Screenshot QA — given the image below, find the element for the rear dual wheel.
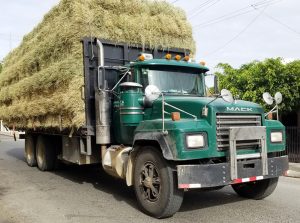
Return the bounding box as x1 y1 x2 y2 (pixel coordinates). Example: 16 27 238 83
36 135 56 171
133 147 184 218
24 135 37 167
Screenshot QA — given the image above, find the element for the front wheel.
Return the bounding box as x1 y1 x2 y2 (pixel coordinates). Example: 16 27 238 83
133 147 184 218
232 177 279 200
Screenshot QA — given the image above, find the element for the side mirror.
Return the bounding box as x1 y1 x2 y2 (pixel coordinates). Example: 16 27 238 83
145 85 161 102
263 92 282 105
221 89 234 103
263 92 274 105
263 92 282 121
274 92 282 104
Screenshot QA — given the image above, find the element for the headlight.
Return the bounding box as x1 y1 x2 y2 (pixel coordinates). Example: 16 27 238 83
186 134 205 148
271 132 283 143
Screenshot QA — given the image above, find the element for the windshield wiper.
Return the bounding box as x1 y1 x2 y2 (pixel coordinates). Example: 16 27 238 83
161 89 191 94
161 90 180 93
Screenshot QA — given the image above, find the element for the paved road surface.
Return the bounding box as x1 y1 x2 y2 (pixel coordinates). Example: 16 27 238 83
0 135 299 223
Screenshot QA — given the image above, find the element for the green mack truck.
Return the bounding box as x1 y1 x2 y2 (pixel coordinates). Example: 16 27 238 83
23 38 288 218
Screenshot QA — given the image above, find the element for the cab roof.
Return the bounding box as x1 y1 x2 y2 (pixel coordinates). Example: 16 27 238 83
131 59 209 72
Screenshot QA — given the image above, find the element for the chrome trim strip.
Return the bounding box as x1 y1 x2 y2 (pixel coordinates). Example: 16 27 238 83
120 112 145 115
119 107 143 110
237 153 261 160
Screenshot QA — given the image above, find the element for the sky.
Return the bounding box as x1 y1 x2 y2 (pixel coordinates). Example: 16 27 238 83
0 0 299 75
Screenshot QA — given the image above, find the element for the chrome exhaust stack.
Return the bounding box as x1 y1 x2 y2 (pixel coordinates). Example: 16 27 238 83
95 39 111 145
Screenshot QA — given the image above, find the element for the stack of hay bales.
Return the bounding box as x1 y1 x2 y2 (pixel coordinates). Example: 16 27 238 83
0 0 195 129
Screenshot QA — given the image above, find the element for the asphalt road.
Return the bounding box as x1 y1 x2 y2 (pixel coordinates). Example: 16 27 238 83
0 135 299 223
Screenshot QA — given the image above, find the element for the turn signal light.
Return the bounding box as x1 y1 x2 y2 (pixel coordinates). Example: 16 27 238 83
200 60 206 66
138 55 145 61
175 55 181 61
165 54 172 60
183 55 190 61
267 113 273 120
171 112 181 121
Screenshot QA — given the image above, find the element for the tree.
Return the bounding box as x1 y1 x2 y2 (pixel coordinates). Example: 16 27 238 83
216 58 300 113
0 62 2 73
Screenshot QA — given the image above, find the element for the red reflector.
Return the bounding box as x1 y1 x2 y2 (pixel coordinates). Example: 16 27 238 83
233 178 243 184
179 184 189 189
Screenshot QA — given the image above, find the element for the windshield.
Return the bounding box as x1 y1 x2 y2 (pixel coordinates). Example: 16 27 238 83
141 66 204 96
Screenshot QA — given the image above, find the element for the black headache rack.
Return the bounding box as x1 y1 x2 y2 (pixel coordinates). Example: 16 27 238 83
81 37 190 137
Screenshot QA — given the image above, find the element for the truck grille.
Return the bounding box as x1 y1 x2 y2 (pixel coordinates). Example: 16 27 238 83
216 114 262 151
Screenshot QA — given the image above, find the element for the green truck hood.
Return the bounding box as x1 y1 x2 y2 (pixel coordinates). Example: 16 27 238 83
138 96 284 161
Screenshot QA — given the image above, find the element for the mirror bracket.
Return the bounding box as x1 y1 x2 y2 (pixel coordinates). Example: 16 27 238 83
214 75 219 94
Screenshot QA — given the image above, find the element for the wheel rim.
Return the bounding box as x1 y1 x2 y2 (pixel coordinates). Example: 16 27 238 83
139 162 161 202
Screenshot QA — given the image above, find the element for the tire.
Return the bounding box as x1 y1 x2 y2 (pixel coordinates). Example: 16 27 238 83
232 177 279 200
133 147 184 218
36 135 56 171
24 135 37 167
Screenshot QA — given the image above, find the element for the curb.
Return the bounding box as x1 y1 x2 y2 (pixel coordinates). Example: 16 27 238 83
0 132 14 137
286 170 300 178
286 163 300 178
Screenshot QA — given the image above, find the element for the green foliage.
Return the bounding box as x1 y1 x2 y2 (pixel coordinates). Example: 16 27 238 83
216 58 300 113
0 62 2 73
207 86 215 96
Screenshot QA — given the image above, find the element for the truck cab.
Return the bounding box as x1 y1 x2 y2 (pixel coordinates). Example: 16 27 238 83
113 58 208 144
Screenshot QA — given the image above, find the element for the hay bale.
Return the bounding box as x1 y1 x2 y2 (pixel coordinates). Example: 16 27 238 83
0 0 195 129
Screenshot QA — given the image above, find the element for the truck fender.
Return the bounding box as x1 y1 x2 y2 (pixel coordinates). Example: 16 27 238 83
126 152 134 186
133 132 175 160
126 132 176 186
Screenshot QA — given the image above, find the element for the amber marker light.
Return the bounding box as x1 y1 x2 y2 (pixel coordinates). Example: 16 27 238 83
165 54 172 60
138 55 145 61
175 55 181 61
200 61 206 66
183 55 190 62
171 112 181 121
267 113 273 120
